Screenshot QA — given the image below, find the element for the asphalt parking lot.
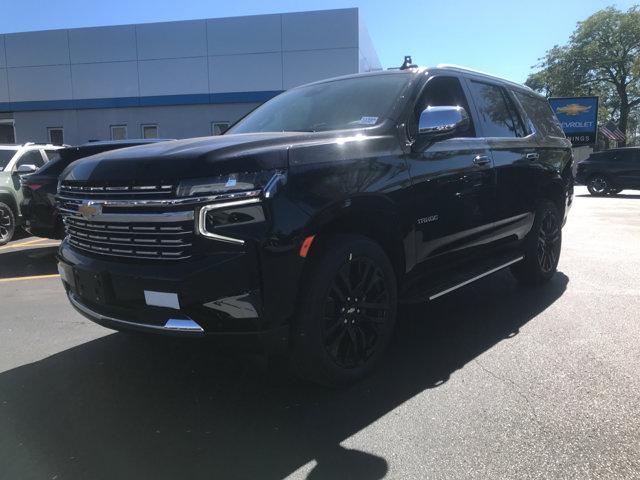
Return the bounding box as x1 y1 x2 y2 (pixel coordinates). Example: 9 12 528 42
1 185 639 480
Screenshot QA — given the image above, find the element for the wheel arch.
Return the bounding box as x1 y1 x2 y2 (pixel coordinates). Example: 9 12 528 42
541 180 566 220
0 190 18 216
305 196 408 282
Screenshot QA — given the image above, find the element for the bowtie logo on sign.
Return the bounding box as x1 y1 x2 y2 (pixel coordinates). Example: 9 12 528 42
78 201 103 220
556 104 591 116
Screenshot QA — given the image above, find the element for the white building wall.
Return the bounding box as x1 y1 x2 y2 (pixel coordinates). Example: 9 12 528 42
0 8 381 143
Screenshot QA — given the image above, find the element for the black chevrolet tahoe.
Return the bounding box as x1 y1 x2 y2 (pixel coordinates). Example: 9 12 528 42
56 64 573 386
575 147 640 196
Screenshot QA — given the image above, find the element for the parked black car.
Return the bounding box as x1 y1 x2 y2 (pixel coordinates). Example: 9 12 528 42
56 64 573 386
21 139 171 239
576 147 640 196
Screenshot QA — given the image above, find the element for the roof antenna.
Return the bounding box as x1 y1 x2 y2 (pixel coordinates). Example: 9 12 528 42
400 55 417 70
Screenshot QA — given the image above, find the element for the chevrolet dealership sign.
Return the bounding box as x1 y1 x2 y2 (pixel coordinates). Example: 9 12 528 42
549 97 599 146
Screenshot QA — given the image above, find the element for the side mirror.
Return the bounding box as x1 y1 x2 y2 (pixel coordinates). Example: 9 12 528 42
16 164 38 175
418 106 470 139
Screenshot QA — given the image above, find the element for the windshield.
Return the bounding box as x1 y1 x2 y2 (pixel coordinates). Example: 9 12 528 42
0 149 17 171
229 73 411 134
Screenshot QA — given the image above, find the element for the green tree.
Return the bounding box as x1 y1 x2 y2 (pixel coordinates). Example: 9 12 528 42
526 6 640 146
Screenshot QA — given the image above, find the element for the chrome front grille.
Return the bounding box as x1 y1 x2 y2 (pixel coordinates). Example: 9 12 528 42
64 216 194 260
59 182 174 199
58 181 195 261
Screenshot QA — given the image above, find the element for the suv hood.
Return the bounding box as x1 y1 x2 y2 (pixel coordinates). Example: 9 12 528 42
60 133 307 184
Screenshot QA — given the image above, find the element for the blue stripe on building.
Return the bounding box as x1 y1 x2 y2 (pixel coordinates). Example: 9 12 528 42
0 91 283 113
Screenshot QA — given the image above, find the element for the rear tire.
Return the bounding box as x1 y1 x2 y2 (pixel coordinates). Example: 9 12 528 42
511 200 562 286
587 174 609 196
291 235 397 387
0 202 16 246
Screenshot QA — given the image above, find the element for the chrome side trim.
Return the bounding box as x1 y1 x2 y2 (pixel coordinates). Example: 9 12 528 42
197 198 261 245
57 189 261 208
68 293 204 334
429 256 524 301
62 210 195 223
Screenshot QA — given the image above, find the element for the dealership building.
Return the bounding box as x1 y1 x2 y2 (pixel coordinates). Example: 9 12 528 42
0 8 381 145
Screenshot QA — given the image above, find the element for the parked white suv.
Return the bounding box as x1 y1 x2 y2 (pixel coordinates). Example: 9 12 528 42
0 143 65 245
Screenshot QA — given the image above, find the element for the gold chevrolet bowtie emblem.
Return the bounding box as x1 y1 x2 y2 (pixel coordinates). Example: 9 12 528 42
556 104 591 116
78 201 103 220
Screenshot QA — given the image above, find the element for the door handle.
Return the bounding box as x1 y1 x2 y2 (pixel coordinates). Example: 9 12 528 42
525 153 540 161
473 155 490 166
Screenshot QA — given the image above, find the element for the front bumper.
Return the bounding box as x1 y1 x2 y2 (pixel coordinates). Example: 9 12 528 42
57 240 290 351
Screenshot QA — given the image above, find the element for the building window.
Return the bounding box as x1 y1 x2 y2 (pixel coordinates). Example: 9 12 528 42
141 124 159 139
47 127 64 145
0 120 15 144
211 122 229 136
110 125 127 140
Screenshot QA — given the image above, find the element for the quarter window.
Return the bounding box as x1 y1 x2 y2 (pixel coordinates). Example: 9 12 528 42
469 81 524 138
48 127 64 145
110 125 127 140
142 124 159 139
44 149 61 161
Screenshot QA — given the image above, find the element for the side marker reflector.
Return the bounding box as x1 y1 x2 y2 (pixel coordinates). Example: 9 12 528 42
299 235 315 258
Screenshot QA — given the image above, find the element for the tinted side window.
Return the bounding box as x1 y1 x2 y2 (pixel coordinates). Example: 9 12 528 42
620 150 638 162
514 91 564 138
44 149 61 161
468 81 522 138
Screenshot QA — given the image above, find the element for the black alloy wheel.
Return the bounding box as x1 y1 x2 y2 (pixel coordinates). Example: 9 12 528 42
291 234 397 387
322 257 391 369
511 200 562 286
537 208 561 274
0 203 15 246
587 175 608 196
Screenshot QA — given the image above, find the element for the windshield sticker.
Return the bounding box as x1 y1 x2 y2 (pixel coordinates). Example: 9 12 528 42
358 116 378 125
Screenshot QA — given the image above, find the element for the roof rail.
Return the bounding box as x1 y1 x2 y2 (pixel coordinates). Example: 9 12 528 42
21 142 60 147
435 64 533 91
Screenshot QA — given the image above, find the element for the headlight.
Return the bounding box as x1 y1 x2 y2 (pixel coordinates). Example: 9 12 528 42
177 171 277 197
184 170 286 243
198 198 265 244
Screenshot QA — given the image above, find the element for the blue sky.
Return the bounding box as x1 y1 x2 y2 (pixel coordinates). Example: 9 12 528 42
0 0 636 83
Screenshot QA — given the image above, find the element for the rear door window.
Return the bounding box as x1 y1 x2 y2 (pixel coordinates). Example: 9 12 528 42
513 91 564 138
16 150 45 169
468 81 524 138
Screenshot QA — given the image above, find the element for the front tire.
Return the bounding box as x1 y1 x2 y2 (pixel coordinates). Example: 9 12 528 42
0 202 16 246
291 235 397 387
587 174 609 196
511 200 562 286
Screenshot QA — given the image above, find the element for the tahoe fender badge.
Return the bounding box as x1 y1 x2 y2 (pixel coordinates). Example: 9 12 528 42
417 215 439 225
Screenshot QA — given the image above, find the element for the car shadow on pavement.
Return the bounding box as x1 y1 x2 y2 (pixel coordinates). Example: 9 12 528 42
0 246 59 279
0 270 568 480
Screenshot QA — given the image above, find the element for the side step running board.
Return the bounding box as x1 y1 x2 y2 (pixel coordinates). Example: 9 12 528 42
428 256 524 301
